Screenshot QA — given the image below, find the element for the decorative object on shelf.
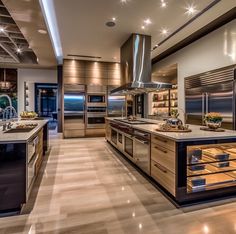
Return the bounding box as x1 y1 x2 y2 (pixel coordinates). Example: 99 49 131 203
20 111 38 120
204 112 223 129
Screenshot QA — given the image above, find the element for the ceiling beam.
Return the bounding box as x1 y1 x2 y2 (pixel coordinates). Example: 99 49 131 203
0 42 20 63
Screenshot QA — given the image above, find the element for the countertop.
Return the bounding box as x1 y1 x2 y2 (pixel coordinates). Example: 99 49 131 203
0 120 48 144
106 117 236 142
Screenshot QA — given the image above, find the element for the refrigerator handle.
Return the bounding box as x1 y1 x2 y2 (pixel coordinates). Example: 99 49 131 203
202 93 205 125
206 93 209 114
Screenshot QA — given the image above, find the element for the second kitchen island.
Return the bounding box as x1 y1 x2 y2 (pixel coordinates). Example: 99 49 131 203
0 120 49 214
106 117 236 206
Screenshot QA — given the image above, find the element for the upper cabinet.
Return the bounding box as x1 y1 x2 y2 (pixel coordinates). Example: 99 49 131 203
63 59 121 86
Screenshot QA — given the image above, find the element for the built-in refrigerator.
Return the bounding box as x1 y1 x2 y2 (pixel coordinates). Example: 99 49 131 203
63 84 86 137
185 65 236 130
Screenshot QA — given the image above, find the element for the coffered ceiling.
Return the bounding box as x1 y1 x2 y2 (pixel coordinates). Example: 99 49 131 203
0 0 57 68
51 0 235 63
0 0 235 67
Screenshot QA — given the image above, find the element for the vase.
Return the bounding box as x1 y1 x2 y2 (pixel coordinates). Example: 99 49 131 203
166 117 183 127
205 120 222 129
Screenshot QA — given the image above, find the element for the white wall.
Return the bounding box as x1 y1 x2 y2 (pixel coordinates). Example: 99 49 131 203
17 68 57 114
152 19 236 121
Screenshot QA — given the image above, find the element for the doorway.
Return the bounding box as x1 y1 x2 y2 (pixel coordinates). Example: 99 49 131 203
35 83 58 130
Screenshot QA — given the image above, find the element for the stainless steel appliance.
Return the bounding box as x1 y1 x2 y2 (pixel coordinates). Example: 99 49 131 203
185 65 236 130
87 85 107 107
110 34 172 95
133 129 151 175
107 96 126 117
64 84 86 137
86 106 106 129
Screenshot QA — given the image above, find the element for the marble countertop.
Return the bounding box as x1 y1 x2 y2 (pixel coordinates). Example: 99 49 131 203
0 119 48 144
106 117 236 142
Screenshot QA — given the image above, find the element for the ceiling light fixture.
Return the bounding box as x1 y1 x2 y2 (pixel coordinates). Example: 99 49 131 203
161 2 167 8
141 25 145 30
144 18 152 25
0 27 5 33
16 48 22 53
161 28 168 35
38 29 47 34
112 17 116 21
39 0 63 63
185 4 197 16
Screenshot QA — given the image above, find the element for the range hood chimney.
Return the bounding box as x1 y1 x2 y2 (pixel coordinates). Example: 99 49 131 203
110 34 172 95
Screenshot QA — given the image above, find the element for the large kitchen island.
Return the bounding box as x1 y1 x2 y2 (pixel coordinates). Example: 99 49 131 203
106 117 236 206
0 120 49 214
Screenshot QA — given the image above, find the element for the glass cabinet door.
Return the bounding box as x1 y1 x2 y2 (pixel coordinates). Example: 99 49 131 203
186 143 236 193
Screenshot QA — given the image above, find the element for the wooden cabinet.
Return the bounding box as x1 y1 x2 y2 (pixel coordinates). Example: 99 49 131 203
151 134 176 196
105 120 111 141
151 160 176 196
151 142 175 173
35 129 44 175
151 134 175 152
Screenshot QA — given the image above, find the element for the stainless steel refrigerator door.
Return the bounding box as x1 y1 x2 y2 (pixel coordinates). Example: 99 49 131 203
206 82 234 129
185 91 205 125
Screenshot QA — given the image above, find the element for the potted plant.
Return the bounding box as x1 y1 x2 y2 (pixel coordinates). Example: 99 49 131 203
204 112 223 129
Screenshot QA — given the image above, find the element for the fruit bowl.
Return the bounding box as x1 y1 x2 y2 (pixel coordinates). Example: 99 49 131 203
20 111 38 120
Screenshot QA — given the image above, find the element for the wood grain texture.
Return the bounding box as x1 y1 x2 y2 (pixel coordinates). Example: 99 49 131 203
151 134 176 152
151 142 176 174
151 160 176 196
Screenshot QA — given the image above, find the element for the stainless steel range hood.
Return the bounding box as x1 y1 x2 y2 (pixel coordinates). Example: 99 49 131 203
110 34 172 95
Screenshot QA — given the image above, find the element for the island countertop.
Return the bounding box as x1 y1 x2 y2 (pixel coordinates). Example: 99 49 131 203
0 119 48 144
106 117 236 142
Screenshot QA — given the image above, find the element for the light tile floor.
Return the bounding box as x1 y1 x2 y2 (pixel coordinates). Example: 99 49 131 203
1 134 236 233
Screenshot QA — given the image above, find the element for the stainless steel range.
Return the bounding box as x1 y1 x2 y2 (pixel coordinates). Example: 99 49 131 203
109 119 153 175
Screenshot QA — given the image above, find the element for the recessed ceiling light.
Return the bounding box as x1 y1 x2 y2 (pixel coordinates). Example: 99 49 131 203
161 2 167 8
141 25 145 30
38 29 47 34
185 4 197 15
144 18 152 25
106 21 116 27
112 17 116 21
161 28 168 35
16 48 22 53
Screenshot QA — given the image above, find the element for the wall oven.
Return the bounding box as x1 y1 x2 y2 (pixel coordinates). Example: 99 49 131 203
88 95 105 104
86 106 106 129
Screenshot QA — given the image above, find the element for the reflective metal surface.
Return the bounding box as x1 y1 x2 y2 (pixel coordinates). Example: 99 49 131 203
185 66 236 129
110 34 172 95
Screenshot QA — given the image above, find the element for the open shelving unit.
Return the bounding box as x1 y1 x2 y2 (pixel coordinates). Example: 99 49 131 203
149 88 178 118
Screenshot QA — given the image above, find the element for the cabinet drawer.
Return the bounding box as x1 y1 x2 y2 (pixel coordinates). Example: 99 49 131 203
151 134 175 152
151 142 175 173
151 160 176 196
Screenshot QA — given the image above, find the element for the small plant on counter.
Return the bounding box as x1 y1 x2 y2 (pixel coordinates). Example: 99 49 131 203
204 112 223 129
204 112 223 123
170 109 179 118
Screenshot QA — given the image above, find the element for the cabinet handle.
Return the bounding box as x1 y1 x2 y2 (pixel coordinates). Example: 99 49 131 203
154 163 167 173
155 137 167 143
154 146 167 154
